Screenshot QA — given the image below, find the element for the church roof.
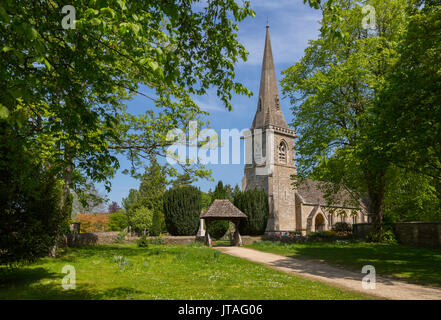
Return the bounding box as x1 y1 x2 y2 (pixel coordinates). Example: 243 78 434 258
200 199 247 219
251 26 289 130
295 179 361 209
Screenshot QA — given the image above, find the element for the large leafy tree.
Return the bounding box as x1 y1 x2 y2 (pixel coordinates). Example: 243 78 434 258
0 0 254 207
374 1 441 205
281 0 408 237
0 0 254 257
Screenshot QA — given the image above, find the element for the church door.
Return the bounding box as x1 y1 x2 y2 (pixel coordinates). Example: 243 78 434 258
315 214 325 232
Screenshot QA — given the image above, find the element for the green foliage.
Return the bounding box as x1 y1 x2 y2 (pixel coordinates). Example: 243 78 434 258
332 222 352 233
234 189 269 235
0 125 70 266
150 211 166 236
163 186 202 236
206 220 229 240
0 0 255 194
108 210 128 232
123 159 168 235
374 2 441 208
114 231 127 244
206 181 232 239
137 235 149 248
281 0 409 235
200 191 212 212
130 207 154 235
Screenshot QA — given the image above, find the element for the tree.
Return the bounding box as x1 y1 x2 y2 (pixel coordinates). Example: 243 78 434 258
0 124 70 265
130 206 154 235
234 189 269 235
1 1 254 197
374 1 441 207
170 173 194 188
163 186 201 236
122 158 169 235
108 202 121 214
281 0 408 238
108 209 128 232
0 0 254 256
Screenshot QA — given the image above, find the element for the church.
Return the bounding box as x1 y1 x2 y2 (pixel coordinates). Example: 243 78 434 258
242 26 367 235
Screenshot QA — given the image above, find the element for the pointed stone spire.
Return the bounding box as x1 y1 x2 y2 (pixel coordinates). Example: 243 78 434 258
251 26 288 129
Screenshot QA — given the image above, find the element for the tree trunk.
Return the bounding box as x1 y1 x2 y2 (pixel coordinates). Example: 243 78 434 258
365 168 386 241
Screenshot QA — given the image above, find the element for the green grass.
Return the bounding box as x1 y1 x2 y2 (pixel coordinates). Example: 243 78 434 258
0 243 370 300
246 241 441 287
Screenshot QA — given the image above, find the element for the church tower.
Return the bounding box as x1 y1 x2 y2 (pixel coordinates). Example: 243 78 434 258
242 25 298 233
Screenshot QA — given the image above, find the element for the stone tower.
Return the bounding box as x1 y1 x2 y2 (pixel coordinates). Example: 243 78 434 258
242 25 298 234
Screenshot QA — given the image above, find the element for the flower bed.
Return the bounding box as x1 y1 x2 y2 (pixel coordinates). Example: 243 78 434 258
263 231 354 244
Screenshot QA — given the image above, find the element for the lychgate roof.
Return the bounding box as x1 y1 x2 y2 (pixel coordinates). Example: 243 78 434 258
200 199 247 219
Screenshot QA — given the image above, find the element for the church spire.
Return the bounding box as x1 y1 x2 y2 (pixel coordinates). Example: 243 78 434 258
251 25 288 129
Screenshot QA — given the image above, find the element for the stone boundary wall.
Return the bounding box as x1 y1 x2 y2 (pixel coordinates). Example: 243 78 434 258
395 222 441 248
61 232 262 247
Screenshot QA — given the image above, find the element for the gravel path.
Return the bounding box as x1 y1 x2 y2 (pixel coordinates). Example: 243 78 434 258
215 246 441 300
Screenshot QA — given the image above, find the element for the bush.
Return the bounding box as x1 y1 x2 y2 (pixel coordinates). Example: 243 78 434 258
75 213 110 233
137 235 149 248
309 230 337 238
367 229 398 244
150 210 166 236
207 220 229 240
163 186 201 236
108 210 127 231
332 222 352 233
234 189 269 235
130 206 154 235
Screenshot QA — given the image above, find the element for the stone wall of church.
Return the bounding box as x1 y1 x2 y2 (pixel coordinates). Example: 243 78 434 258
271 164 296 231
296 204 364 235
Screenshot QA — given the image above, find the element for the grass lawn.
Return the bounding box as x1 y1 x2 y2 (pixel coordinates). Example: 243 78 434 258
0 243 371 300
246 241 441 287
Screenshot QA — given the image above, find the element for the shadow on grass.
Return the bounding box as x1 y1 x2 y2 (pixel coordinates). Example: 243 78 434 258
277 242 441 288
0 267 148 300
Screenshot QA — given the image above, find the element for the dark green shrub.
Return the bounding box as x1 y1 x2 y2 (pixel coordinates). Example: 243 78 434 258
309 230 337 238
332 222 352 232
0 126 71 266
207 220 229 240
163 186 201 236
150 211 166 236
234 189 269 235
137 235 149 248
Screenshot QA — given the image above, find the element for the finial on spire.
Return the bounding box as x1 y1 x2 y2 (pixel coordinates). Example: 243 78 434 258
266 16 269 27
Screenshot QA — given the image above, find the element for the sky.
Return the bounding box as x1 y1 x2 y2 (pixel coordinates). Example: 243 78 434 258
97 0 322 207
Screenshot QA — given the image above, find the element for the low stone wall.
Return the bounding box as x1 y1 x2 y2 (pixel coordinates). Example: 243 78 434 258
395 222 441 248
353 223 375 239
63 232 134 247
62 232 258 247
242 236 263 245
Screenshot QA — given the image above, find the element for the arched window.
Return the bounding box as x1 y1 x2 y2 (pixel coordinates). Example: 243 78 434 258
258 97 262 112
278 141 287 162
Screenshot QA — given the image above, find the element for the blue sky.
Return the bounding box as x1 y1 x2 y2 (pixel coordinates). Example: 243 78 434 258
98 1 321 206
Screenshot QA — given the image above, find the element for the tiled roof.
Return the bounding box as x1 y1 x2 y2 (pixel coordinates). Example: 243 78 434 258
200 199 247 219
